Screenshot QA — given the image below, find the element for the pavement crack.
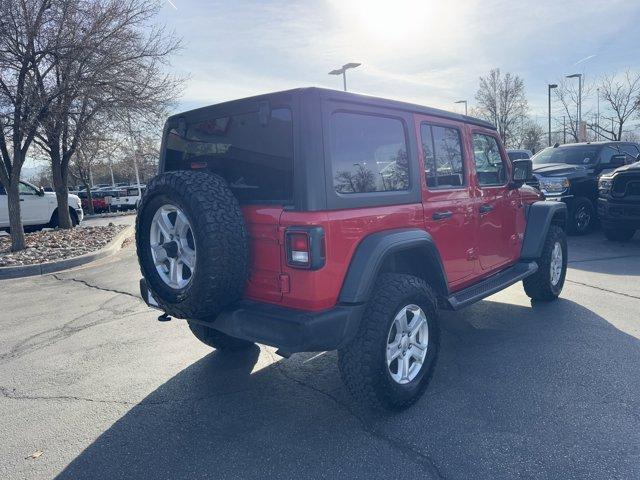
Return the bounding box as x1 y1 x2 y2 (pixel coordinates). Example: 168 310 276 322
0 385 256 408
566 279 640 301
265 349 447 480
51 273 139 300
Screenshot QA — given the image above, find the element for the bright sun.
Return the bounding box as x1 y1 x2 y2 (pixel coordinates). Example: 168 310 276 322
331 0 460 47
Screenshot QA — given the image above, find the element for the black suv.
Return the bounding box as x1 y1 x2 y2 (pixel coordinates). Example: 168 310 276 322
598 161 640 241
531 141 640 234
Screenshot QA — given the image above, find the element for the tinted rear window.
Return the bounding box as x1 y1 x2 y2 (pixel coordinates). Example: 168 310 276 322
329 112 409 194
164 108 293 204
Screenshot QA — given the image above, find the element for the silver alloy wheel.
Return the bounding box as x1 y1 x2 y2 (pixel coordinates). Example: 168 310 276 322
150 204 196 289
386 304 429 385
550 241 563 286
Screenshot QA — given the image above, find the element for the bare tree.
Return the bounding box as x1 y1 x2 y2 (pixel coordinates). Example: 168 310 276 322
474 68 528 147
69 131 113 214
0 0 66 250
554 78 595 143
519 121 545 153
594 70 640 141
35 0 181 228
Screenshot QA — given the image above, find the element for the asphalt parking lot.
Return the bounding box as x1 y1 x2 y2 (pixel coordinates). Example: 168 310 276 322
0 231 639 480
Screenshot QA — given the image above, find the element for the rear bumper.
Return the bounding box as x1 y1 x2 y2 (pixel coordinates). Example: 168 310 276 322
140 279 365 354
598 198 640 229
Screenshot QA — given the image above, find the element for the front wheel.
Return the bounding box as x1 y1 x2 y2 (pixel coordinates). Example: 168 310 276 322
523 225 567 301
338 274 439 411
567 198 594 235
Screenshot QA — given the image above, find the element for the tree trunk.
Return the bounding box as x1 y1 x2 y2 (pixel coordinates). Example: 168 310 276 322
51 151 72 228
6 176 26 251
83 181 95 215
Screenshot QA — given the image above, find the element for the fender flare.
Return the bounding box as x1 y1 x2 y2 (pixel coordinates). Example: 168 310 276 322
520 201 567 260
338 228 448 304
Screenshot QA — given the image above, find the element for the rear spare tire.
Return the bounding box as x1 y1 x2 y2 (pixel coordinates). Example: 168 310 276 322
136 171 249 319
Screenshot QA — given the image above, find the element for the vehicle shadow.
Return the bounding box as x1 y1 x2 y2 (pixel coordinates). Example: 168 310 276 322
55 298 640 480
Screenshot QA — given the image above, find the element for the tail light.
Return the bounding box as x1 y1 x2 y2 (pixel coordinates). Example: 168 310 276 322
285 226 325 270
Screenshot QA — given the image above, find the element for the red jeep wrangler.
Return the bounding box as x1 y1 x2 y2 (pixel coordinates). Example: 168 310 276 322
136 88 568 410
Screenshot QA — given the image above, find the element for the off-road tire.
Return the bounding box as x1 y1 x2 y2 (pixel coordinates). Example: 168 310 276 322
567 197 594 235
136 171 249 320
188 322 254 350
603 228 635 241
523 224 567 301
338 274 439 411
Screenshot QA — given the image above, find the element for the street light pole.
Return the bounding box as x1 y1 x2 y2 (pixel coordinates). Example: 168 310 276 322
329 62 361 92
596 87 600 140
548 84 558 146
454 100 468 116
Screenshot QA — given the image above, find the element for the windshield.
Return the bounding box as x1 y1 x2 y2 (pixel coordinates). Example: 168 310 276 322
532 146 600 165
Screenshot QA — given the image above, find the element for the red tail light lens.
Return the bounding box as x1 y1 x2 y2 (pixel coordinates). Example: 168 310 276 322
285 227 325 270
288 233 310 265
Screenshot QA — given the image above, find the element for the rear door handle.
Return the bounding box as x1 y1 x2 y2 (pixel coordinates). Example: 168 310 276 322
479 204 494 214
432 211 453 220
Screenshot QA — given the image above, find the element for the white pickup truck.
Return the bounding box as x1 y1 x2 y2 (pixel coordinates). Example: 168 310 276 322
110 185 145 211
0 181 84 231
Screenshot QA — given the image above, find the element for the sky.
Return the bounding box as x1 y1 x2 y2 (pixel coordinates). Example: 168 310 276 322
158 0 640 123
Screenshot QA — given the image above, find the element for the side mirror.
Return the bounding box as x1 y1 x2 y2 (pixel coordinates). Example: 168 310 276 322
37 186 45 196
511 159 533 187
609 154 627 168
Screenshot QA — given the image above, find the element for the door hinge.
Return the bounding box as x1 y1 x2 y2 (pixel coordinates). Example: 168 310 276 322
279 274 290 294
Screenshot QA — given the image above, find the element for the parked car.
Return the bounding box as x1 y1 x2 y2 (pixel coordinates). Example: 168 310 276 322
136 87 568 411
0 180 83 231
111 185 146 211
507 149 533 160
598 158 640 241
531 141 640 235
78 190 110 213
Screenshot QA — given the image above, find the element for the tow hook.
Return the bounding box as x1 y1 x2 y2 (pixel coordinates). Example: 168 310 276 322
157 312 171 322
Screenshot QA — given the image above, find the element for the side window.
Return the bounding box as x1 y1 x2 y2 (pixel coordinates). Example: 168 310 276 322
330 112 409 194
18 182 37 195
621 144 639 162
421 124 464 188
600 146 619 164
472 134 507 186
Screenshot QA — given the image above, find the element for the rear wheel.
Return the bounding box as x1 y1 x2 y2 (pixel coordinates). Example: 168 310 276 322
187 322 254 350
523 225 567 301
603 228 635 241
338 274 439 411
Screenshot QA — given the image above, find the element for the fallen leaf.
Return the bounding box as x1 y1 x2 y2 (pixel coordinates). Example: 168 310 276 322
26 450 43 460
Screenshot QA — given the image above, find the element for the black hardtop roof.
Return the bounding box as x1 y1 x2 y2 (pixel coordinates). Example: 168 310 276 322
169 87 496 130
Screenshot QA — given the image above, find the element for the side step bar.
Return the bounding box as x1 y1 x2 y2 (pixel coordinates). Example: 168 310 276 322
446 261 538 310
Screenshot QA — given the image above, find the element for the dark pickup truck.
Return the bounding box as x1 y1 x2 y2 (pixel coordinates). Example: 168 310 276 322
598 161 640 241
531 141 640 235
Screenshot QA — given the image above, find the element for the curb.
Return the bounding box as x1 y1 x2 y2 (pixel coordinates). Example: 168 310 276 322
0 225 134 280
